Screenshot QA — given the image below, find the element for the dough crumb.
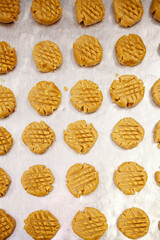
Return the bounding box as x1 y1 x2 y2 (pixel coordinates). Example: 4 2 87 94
115 73 119 77
64 86 68 91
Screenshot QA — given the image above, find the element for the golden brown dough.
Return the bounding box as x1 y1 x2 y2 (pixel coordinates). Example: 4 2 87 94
155 171 160 185
154 120 160 148
0 41 17 74
152 79 160 106
112 117 144 149
110 75 145 108
114 162 148 195
24 210 60 240
0 209 15 239
0 0 20 23
66 163 99 198
151 0 160 21
72 207 108 240
113 0 143 27
31 0 62 25
70 80 103 113
115 34 146 66
64 120 98 154
73 35 103 67
21 165 54 197
22 121 55 154
75 0 105 26
118 207 150 239
0 85 16 118
33 40 63 72
0 127 13 155
0 168 11 197
28 81 62 116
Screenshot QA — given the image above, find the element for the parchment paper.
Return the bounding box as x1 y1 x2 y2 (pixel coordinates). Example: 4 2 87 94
0 0 160 239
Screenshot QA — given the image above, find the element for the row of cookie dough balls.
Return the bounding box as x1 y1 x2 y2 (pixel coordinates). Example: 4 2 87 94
0 74 160 118
1 0 160 27
2 161 160 198
2 161 159 239
0 205 151 240
1 116 160 156
0 32 147 75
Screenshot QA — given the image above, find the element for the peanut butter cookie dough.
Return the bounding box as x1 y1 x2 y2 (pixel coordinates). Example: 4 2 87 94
0 168 11 197
24 210 60 240
0 41 17 74
152 79 160 106
0 209 15 239
31 0 62 25
73 35 103 67
75 0 105 26
66 163 99 198
64 120 98 154
0 85 16 118
110 75 145 108
0 127 13 155
72 207 108 240
112 117 144 149
154 120 160 148
33 40 63 72
114 162 148 195
21 165 54 197
115 34 146 66
155 171 160 185
70 80 103 113
113 0 143 27
28 81 62 116
151 0 160 21
0 0 20 23
22 121 55 154
118 207 150 239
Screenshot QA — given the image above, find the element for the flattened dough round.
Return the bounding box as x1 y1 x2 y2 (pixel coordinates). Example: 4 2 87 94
152 79 160 106
70 79 103 113
33 40 63 72
0 0 20 23
28 81 62 116
151 0 160 21
0 127 13 155
114 162 148 195
24 210 60 240
0 168 11 197
118 207 150 239
73 35 103 67
0 209 15 240
110 75 145 108
0 85 16 118
155 171 160 186
115 34 146 66
64 120 98 154
31 0 62 25
75 0 105 26
72 207 108 240
21 165 54 197
66 163 99 198
112 117 144 149
22 121 55 154
154 120 160 148
113 0 143 27
0 41 17 74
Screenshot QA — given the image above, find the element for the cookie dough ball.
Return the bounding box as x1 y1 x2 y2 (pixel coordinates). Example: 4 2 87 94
75 0 105 26
0 0 20 23
151 0 160 21
73 35 103 67
113 0 143 27
31 0 62 25
115 34 146 66
33 40 63 72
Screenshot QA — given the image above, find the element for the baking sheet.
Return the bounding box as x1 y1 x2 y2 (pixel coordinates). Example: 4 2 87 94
0 0 160 239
